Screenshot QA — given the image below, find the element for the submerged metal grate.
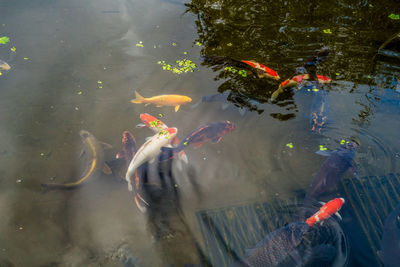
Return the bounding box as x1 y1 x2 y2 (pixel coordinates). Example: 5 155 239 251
196 173 400 266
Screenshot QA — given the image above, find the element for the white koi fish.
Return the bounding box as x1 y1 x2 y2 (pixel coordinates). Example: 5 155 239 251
125 127 178 192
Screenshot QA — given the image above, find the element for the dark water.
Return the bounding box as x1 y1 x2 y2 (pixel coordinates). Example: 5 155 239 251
1 0 400 266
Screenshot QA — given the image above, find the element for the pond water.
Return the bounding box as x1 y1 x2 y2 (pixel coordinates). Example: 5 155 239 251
1 0 400 266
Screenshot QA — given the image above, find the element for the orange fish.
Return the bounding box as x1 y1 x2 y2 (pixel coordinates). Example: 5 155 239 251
241 60 280 80
131 91 192 112
305 198 345 226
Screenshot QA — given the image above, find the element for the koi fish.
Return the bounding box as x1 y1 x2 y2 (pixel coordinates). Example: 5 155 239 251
115 131 148 212
125 128 178 193
235 222 309 266
378 202 400 267
159 121 235 161
305 198 345 226
310 90 329 133
202 55 279 80
131 91 192 112
41 130 111 189
0 59 10 71
303 141 358 208
191 91 247 115
270 74 331 101
241 60 280 80
136 113 188 165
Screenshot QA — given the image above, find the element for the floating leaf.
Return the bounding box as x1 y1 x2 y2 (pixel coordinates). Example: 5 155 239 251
77 91 82 95
184 141 188 146
286 143 293 149
183 52 187 55
10 46 16 52
136 41 144 47
23 57 29 60
0 36 9 44
319 145 327 151
323 29 332 34
0 72 2 76
172 42 177 46
227 42 233 46
389 13 400 20
97 80 102 84
195 41 202 46
335 73 340 76
368 4 373 7
312 88 319 92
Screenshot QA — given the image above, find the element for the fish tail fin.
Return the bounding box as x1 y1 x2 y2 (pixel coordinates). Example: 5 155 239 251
131 91 145 104
134 194 149 213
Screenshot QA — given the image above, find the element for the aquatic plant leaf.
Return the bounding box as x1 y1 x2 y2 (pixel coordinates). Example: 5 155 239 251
10 46 16 52
323 29 332 34
0 36 9 44
388 13 400 20
286 143 293 148
319 145 327 151
136 41 144 47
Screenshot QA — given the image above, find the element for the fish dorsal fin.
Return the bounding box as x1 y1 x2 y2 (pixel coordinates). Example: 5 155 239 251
335 212 342 220
319 201 326 205
102 163 112 175
136 123 146 128
315 150 332 157
175 105 181 112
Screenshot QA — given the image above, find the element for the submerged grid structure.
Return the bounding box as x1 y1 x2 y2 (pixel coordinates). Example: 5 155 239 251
196 173 400 266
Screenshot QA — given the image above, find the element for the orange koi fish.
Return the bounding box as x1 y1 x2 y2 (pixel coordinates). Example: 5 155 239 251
131 91 192 112
306 198 345 226
270 74 332 101
241 60 280 80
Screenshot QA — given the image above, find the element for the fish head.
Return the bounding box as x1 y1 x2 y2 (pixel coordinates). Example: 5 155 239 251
317 74 332 83
183 96 193 103
279 79 298 90
224 120 236 133
292 75 306 83
310 112 327 133
0 60 10 71
140 113 166 129
79 130 92 140
288 222 309 246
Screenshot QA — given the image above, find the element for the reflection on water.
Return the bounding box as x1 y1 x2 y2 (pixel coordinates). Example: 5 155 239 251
1 0 400 266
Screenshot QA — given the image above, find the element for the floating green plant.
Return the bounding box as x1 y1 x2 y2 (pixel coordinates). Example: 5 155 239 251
319 145 327 151
136 41 144 47
10 46 16 52
388 13 400 20
323 29 332 34
286 143 293 149
157 59 197 74
0 36 9 44
224 66 247 77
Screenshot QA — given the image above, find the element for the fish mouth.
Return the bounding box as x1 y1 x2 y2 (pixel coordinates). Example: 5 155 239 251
79 130 91 139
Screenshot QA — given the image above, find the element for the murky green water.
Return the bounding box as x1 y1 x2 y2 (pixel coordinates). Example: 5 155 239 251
1 0 400 266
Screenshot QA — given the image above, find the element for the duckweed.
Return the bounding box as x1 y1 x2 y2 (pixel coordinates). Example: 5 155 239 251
10 46 16 52
323 29 332 34
319 145 327 151
389 13 400 20
0 36 9 44
157 59 197 74
136 41 144 47
224 66 247 77
286 143 293 149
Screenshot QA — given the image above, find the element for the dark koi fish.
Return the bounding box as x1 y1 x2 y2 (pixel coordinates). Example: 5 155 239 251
191 91 230 109
310 90 329 134
41 130 110 190
378 202 400 267
303 141 358 208
160 121 235 160
0 59 10 71
234 222 309 266
116 131 149 213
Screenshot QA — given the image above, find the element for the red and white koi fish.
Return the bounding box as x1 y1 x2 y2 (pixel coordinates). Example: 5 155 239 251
306 198 345 226
125 128 178 192
136 113 188 165
241 60 280 80
271 74 332 101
